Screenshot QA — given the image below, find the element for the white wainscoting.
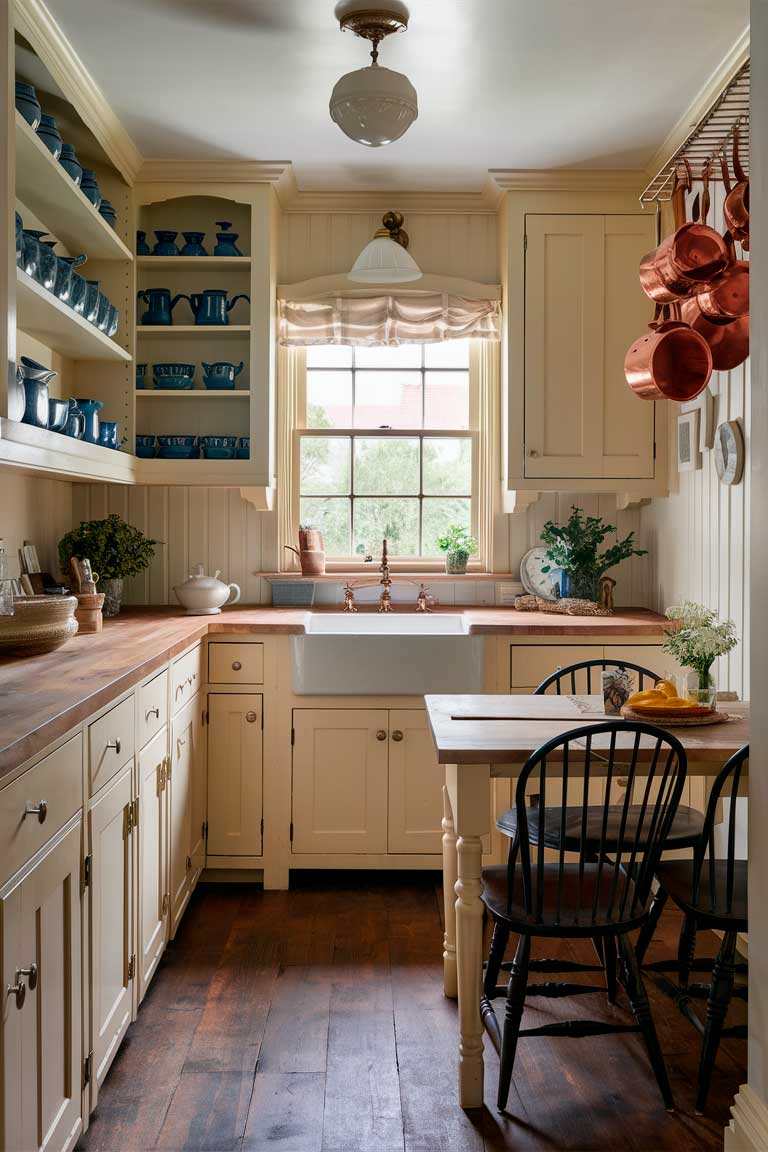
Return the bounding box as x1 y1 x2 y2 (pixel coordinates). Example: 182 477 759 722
1 472 73 580
640 181 750 697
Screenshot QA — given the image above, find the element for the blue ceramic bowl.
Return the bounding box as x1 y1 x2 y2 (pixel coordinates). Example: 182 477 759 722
153 362 195 378
203 446 235 459
201 435 238 448
136 364 147 389
236 436 250 460
158 445 200 459
136 434 156 458
157 435 198 447
153 376 194 390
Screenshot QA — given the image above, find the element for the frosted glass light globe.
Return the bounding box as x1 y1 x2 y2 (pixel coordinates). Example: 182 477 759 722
348 235 422 282
330 62 418 147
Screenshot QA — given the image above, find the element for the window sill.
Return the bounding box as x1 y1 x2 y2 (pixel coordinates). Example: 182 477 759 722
264 570 519 583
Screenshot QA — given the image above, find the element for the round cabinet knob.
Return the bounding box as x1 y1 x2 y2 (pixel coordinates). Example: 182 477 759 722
376 730 387 741
245 711 258 724
232 661 242 671
25 800 47 824
391 730 404 742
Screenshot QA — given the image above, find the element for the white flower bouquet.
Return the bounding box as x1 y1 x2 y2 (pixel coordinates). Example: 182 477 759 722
662 601 737 689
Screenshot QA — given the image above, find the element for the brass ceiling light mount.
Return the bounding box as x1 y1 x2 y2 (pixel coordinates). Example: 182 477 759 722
336 5 410 64
375 211 409 249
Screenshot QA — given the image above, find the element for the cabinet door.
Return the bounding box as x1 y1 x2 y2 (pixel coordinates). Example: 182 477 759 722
169 695 199 935
1 817 83 1152
388 710 444 854
89 764 133 1104
207 694 263 857
510 644 603 692
292 710 388 854
524 213 655 480
138 728 168 1003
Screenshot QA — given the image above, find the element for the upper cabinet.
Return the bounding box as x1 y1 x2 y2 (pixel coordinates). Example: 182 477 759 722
501 190 667 498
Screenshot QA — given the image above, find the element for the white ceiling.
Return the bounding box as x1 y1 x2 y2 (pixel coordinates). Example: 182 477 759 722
43 0 748 191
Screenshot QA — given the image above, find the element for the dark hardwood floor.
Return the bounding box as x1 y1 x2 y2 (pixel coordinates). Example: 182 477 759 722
78 875 746 1152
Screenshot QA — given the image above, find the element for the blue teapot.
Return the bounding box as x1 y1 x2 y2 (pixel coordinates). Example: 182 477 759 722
180 289 250 326
137 287 187 326
213 221 243 257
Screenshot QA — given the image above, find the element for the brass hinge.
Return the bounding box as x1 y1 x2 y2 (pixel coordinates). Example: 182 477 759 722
127 954 136 981
82 854 91 891
202 820 208 841
162 892 170 916
289 821 294 841
83 1053 92 1089
124 802 132 838
290 727 295 746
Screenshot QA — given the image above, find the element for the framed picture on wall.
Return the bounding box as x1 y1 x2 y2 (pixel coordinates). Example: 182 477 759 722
677 410 701 472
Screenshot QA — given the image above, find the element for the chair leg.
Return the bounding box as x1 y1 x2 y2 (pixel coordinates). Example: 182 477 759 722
484 919 510 998
635 886 668 966
618 933 675 1111
677 914 697 991
604 934 618 1006
497 934 531 1113
696 931 737 1115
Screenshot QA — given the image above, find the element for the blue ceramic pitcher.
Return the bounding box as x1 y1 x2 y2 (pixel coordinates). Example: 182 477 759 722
181 289 250 326
76 398 103 444
137 288 187 326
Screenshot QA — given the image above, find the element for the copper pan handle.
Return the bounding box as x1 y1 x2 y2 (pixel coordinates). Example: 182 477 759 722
690 192 701 224
701 161 711 226
720 153 733 195
733 123 746 185
671 172 686 231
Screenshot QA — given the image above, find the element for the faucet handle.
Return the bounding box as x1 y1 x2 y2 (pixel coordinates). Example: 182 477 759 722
416 583 431 613
343 583 358 613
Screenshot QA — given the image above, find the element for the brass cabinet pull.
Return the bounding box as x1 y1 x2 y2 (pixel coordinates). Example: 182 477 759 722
7 976 25 1009
106 737 121 755
617 777 629 789
376 730 387 741
245 711 258 724
25 800 47 824
391 730 404 742
232 661 242 671
145 707 160 721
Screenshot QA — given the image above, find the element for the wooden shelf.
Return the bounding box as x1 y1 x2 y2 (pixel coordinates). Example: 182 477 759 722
137 390 250 399
16 269 132 362
136 256 250 266
138 325 251 339
15 112 133 262
136 458 259 485
0 418 135 483
262 572 520 584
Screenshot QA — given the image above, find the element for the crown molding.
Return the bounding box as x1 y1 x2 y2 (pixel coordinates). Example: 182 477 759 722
489 168 646 193
136 159 293 188
14 0 143 184
276 174 502 214
644 28 750 181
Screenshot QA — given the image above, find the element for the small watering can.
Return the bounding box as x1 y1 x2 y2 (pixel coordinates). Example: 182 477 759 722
137 287 187 326
180 289 250 326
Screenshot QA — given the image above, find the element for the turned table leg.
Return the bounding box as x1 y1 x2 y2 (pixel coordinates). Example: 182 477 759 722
442 784 458 998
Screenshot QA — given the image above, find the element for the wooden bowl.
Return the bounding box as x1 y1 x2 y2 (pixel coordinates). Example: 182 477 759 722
0 595 79 655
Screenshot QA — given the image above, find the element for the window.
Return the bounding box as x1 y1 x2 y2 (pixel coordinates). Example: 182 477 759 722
299 341 475 560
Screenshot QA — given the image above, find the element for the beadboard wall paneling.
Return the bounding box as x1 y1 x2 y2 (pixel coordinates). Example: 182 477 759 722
1 473 72 579
279 212 499 285
640 181 750 697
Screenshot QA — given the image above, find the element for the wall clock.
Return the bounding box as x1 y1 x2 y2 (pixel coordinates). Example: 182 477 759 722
714 420 745 485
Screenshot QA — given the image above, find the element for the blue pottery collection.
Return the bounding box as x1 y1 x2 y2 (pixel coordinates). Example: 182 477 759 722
31 233 57 291
66 401 86 439
58 143 82 185
83 280 101 325
202 360 244 389
48 398 70 433
136 364 147 389
152 230 180 256
201 435 237 460
181 231 207 256
99 199 117 229
136 230 151 255
137 287 187 326
182 289 250 326
214 221 243 257
157 435 200 460
80 169 101 208
136 435 156 458
15 81 41 129
236 436 250 460
36 113 62 159
76 398 103 444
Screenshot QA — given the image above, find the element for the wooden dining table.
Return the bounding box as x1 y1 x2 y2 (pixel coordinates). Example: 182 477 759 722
424 693 750 1109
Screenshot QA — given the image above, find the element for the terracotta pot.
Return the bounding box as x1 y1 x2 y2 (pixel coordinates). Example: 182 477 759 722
298 528 324 552
624 311 712 401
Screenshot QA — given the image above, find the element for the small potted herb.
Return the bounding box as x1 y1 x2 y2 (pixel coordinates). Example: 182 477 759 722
662 601 737 696
59 514 157 616
436 525 476 575
540 506 646 602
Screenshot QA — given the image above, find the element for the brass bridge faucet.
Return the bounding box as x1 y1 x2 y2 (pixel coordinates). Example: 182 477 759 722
379 539 392 612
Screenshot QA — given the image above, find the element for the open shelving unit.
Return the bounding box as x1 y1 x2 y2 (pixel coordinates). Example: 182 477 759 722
136 256 251 267
16 268 132 361
137 390 249 399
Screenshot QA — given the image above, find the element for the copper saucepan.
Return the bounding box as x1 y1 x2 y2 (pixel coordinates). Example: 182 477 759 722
681 220 749 370
694 227 749 323
625 304 713 401
723 125 749 248
638 164 730 303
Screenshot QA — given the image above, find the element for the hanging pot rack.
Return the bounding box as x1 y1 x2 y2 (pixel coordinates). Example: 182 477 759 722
640 60 749 205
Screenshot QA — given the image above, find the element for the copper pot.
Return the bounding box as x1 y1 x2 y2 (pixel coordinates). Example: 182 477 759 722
692 188 749 323
624 306 712 401
679 299 749 372
638 167 729 303
723 126 749 248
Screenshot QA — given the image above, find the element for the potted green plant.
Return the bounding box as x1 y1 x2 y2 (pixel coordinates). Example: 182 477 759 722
540 506 647 602
59 514 157 617
436 525 476 575
662 601 737 697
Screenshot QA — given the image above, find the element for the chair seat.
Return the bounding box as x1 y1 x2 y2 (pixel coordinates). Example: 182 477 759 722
481 863 649 937
496 803 705 852
655 859 748 931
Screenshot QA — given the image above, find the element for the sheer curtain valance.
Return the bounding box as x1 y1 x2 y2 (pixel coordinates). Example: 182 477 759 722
277 276 502 346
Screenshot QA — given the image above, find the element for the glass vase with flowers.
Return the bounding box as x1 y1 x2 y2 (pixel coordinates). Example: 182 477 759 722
661 601 737 707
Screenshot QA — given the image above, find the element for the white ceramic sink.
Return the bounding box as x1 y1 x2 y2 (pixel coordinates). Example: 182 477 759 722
291 613 483 695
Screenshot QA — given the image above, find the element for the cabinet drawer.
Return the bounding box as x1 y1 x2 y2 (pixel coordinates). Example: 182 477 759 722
208 642 264 685
89 695 135 795
0 733 83 886
139 669 168 748
510 645 603 691
172 645 202 712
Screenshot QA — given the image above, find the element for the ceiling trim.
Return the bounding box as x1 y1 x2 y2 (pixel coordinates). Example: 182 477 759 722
275 173 503 214
643 28 750 179
489 169 646 193
137 158 294 192
15 0 143 184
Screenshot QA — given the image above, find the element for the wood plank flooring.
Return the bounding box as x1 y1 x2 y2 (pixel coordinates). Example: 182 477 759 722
78 875 746 1152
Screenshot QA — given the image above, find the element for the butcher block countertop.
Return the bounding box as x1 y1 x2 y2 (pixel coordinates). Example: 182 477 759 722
0 606 667 779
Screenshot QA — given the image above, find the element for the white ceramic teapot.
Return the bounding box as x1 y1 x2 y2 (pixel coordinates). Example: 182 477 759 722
173 564 241 615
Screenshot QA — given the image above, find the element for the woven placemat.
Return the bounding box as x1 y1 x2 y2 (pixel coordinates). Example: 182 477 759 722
620 705 731 727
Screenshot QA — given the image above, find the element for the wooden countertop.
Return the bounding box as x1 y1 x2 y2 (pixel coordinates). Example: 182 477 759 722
0 606 668 779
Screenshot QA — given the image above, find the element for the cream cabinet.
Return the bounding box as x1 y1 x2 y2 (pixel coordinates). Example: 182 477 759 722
523 213 656 481
509 643 668 693
1 816 83 1152
206 694 263 858
387 710 444 854
137 728 169 1002
88 763 134 1105
169 694 204 935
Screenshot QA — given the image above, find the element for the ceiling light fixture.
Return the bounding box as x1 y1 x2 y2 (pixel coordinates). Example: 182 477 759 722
348 211 422 283
329 1 418 147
